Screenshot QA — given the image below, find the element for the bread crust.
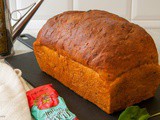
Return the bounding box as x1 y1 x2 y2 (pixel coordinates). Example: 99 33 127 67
34 10 160 114
36 10 158 81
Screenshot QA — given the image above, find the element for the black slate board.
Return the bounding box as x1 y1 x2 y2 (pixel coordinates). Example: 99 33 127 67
5 35 160 120
17 34 36 49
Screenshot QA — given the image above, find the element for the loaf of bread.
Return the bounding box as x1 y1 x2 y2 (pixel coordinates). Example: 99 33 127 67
34 10 160 114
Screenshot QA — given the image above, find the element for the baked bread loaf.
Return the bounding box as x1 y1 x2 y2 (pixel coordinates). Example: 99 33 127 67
34 10 160 114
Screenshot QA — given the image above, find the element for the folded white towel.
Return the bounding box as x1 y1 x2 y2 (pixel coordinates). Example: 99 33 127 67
0 62 32 120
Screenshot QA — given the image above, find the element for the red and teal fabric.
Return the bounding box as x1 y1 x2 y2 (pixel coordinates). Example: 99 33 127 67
27 84 78 120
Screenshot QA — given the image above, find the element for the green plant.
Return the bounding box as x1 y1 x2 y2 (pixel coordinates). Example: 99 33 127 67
118 106 160 120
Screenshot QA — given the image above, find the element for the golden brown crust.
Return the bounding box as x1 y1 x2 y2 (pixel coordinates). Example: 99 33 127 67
37 10 158 81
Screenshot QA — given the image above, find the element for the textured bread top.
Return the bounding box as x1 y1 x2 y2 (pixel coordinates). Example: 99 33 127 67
36 10 158 81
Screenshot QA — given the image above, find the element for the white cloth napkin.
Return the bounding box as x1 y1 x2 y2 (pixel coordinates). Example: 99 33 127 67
0 62 32 120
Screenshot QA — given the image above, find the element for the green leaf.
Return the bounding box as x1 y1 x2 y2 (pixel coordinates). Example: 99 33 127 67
118 106 150 120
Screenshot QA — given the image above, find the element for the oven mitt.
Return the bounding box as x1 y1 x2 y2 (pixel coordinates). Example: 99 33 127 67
0 62 32 120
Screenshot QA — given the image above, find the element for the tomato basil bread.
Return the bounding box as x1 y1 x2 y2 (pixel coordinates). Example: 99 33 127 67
33 10 160 114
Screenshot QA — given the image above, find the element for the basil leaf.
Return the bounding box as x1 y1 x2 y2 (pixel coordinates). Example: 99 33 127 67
118 106 150 120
